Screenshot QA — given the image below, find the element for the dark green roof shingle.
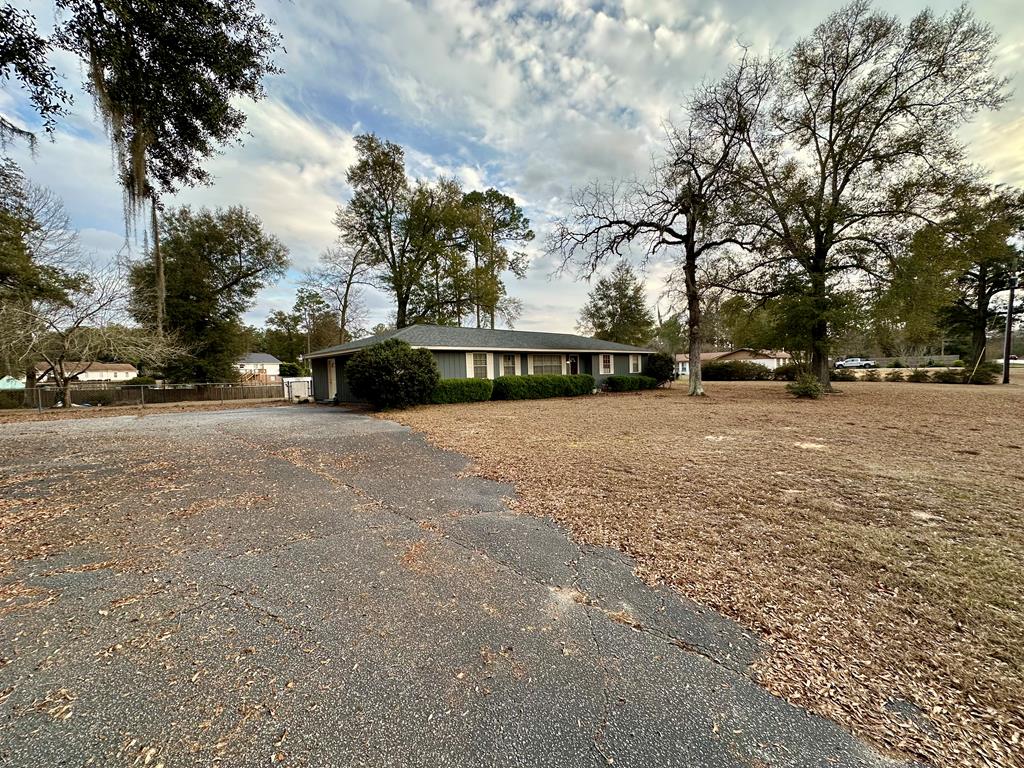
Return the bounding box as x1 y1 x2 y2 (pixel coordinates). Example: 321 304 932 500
306 324 653 358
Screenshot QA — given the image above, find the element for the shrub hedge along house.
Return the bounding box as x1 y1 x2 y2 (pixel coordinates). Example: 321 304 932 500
306 324 653 402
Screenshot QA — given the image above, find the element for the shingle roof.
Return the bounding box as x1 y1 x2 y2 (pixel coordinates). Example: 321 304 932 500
238 352 282 365
33 361 138 373
306 325 653 358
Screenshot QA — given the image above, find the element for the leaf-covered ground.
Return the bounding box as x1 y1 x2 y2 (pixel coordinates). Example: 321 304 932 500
391 380 1024 768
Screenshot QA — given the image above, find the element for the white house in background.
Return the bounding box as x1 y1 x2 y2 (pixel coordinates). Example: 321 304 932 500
675 348 792 376
236 352 282 381
33 361 138 383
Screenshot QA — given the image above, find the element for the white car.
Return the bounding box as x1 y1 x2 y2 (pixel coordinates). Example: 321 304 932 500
834 357 876 369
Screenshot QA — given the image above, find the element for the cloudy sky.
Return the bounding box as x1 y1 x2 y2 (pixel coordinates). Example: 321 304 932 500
4 0 1023 333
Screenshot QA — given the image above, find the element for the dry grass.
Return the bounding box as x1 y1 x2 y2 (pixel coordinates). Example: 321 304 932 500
391 380 1024 768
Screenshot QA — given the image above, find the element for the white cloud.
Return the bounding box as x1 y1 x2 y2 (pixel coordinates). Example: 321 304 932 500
4 0 1023 333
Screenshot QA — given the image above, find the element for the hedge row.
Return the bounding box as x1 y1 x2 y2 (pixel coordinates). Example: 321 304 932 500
430 377 494 404
605 375 658 392
492 373 595 400
702 360 774 381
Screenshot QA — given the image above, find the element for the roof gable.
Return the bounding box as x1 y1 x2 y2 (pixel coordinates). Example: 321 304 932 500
238 352 282 365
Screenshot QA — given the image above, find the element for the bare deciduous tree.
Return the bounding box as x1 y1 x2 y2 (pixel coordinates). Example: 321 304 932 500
0 260 184 405
708 0 1009 388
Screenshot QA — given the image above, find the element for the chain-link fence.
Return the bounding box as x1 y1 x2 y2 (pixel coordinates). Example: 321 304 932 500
0 383 286 411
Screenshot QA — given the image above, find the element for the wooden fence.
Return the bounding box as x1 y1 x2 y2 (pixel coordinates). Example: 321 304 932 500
0 383 285 410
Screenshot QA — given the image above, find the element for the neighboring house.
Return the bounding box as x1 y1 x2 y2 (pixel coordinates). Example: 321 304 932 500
0 375 25 390
34 361 139 383
675 349 792 376
237 353 282 382
306 324 653 402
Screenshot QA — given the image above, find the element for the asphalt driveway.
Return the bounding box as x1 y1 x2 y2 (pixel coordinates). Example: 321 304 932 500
0 406 905 767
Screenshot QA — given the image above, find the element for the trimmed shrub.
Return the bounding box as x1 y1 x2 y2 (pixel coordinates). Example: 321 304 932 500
931 368 962 384
605 375 658 392
830 368 856 382
492 374 595 400
889 359 904 368
963 362 1000 385
702 360 773 381
863 369 880 382
786 372 823 399
951 360 965 368
907 369 931 383
124 376 156 385
772 362 803 381
884 369 906 382
431 377 493 404
346 339 441 409
643 352 675 385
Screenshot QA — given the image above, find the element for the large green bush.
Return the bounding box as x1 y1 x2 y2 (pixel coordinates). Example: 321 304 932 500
907 369 931 383
863 368 880 382
964 362 1000 385
346 339 441 409
931 367 962 384
830 368 856 382
643 352 675 385
772 362 803 381
702 360 773 381
492 374 594 400
605 375 658 392
431 378 493 404
786 372 824 399
884 369 906 382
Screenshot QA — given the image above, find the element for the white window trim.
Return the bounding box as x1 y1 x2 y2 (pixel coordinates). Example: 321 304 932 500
527 353 565 375
465 351 494 379
499 352 521 377
598 353 613 375
629 354 641 373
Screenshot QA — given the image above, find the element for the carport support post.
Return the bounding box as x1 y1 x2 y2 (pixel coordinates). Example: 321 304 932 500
1003 265 1016 385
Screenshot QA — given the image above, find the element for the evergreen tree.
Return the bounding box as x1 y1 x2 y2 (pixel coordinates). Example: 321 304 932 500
129 206 288 382
577 262 655 346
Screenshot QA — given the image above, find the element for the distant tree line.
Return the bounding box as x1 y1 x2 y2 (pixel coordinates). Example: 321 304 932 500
551 0 1022 394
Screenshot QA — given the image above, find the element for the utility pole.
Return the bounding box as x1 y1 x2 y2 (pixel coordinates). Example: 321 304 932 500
1003 255 1018 385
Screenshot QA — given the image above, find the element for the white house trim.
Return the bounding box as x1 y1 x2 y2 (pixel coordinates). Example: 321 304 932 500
597 353 614 375
465 351 495 379
497 352 521 377
327 358 337 398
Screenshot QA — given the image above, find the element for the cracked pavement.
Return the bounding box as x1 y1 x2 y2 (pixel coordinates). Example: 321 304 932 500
0 406 908 767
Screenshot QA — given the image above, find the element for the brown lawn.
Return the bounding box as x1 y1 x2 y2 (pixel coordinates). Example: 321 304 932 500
391 380 1024 768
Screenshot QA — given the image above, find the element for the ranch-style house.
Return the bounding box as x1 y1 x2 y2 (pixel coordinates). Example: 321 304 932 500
306 324 653 402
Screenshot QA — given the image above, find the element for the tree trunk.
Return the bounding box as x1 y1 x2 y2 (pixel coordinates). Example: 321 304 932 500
971 266 989 366
396 293 409 328
809 256 832 391
684 243 704 397
151 199 165 336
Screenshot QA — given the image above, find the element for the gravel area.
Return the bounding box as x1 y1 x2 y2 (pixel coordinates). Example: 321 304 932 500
392 381 1024 768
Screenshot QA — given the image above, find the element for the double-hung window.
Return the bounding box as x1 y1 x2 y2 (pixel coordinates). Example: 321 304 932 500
599 354 613 375
471 353 489 379
531 354 562 375
629 354 641 373
502 353 517 376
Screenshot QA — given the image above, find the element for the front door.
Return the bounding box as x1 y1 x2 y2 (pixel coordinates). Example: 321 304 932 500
567 355 579 375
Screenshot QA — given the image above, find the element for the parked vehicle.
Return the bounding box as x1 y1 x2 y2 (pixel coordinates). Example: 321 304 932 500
834 357 877 369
